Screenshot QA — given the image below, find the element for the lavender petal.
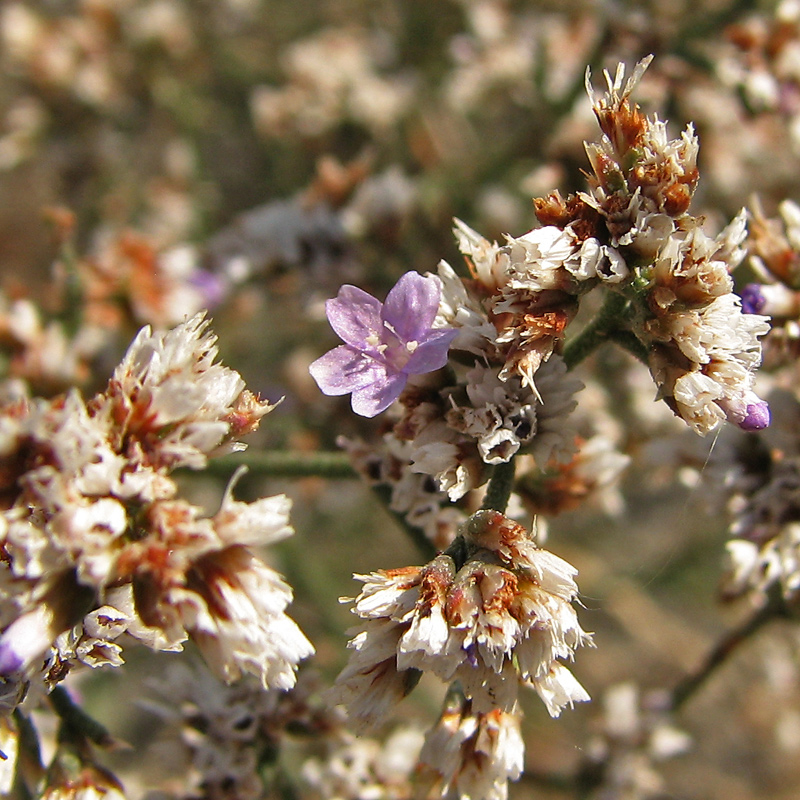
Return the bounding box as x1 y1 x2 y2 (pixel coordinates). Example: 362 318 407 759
403 328 459 375
326 285 382 348
350 371 407 417
740 284 767 316
0 642 23 676
309 346 381 396
739 400 771 431
382 272 441 341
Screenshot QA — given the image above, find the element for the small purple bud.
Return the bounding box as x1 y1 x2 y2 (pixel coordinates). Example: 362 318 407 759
739 401 771 432
189 269 228 310
0 643 23 676
740 284 766 315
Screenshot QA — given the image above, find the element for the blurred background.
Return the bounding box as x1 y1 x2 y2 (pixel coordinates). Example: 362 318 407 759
3 1 800 798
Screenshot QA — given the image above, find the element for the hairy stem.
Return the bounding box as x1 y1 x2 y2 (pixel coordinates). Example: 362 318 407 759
200 450 357 480
607 329 649 364
481 459 516 513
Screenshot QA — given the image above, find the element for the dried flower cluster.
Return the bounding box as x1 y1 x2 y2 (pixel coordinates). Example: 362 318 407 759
0 314 312 700
330 510 590 731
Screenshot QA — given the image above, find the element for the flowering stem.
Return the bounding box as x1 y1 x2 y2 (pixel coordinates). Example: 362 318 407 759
201 451 357 479
668 590 789 712
562 292 635 370
481 459 516 513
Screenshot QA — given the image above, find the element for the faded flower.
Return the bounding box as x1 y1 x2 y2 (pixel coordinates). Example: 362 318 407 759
0 314 312 698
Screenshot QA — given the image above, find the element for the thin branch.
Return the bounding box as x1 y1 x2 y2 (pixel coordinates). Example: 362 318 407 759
607 329 649 365
199 450 357 480
206 451 439 559
481 460 517 514
371 484 438 561
668 590 789 712
12 710 42 800
49 686 115 749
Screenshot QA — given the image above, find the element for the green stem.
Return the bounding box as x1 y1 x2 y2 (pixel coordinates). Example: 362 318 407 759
49 686 115 749
481 460 516 514
199 451 357 480
563 292 633 370
607 329 649 365
668 590 788 712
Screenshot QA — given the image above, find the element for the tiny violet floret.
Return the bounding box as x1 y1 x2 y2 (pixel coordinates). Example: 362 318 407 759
740 400 771 432
309 272 458 417
740 284 766 316
720 392 771 432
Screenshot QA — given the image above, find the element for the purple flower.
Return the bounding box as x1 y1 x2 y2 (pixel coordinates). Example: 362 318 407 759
720 392 771 432
738 400 771 432
309 272 458 417
740 284 767 315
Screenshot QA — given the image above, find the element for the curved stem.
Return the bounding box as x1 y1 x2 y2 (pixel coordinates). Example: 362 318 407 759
481 459 516 513
200 450 357 480
563 292 633 370
668 590 789 712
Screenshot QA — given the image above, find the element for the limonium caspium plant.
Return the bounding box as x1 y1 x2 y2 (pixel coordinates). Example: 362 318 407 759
5 6 800 796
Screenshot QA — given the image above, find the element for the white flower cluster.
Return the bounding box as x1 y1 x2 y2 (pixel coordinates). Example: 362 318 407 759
355 59 769 558
582 61 769 436
417 696 524 800
0 314 312 701
722 453 800 600
398 353 582 504
334 252 586 546
330 510 590 731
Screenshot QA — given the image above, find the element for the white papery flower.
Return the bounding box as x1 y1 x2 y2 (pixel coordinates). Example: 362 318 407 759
102 313 273 470
504 225 577 292
331 512 590 730
417 700 524 800
175 546 314 690
568 237 629 283
434 259 498 357
453 218 510 293
446 365 542 465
